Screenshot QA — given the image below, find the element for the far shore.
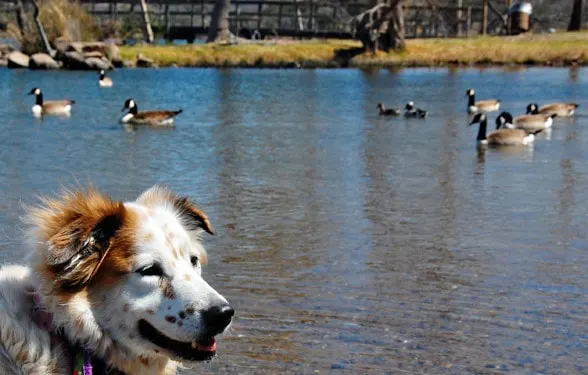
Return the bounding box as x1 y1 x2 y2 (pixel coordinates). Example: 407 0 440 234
118 32 588 69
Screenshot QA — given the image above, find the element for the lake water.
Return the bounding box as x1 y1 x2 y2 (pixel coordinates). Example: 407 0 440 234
0 67 587 374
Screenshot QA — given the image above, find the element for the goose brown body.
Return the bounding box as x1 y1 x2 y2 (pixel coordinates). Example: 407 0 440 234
528 103 578 117
470 113 539 146
121 98 182 127
28 88 74 116
466 89 500 114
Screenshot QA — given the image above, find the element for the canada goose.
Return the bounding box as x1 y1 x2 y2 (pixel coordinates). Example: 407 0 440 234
466 89 501 114
99 70 113 88
28 88 75 117
404 102 428 118
377 103 401 116
497 111 556 132
470 113 540 146
120 98 183 126
526 102 578 117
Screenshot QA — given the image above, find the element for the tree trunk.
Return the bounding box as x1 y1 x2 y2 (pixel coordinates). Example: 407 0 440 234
388 1 405 51
353 0 406 52
31 0 55 56
139 0 155 43
207 0 232 42
568 0 583 31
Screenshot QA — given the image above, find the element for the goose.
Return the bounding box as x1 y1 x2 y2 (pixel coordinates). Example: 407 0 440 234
28 88 75 117
377 103 400 116
497 111 556 132
404 102 428 118
120 98 183 126
466 89 501 114
526 102 578 117
99 69 113 88
470 113 540 146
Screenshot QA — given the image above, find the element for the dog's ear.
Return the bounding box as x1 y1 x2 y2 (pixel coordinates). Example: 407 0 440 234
29 188 126 292
172 196 215 235
136 186 214 235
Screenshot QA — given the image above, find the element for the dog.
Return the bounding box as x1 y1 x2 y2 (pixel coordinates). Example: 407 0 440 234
0 186 233 374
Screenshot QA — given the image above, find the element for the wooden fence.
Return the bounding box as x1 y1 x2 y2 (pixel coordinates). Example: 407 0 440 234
1 0 485 41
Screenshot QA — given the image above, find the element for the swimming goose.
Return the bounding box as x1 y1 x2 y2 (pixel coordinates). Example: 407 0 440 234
497 111 556 132
526 102 578 117
377 103 401 116
470 113 540 146
404 102 428 118
466 89 501 114
28 88 75 117
120 98 183 126
99 70 113 88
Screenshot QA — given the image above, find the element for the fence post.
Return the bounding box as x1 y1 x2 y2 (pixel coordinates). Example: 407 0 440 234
278 3 283 30
482 0 488 35
466 6 471 37
457 0 463 36
257 2 262 30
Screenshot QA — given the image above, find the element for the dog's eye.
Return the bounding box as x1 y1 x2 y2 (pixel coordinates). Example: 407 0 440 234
190 256 199 267
136 264 164 277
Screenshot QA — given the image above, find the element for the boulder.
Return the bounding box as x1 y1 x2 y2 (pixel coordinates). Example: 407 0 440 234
111 56 124 68
62 51 89 69
0 59 7 67
83 51 104 59
0 44 15 58
105 43 120 61
30 53 61 69
85 57 113 71
136 54 154 68
7 51 30 68
122 59 135 68
71 41 108 55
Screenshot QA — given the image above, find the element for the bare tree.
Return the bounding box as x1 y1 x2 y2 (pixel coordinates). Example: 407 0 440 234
207 0 232 42
353 0 406 52
568 0 584 31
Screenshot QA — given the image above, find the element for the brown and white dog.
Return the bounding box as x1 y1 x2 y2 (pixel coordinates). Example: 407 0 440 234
0 186 233 374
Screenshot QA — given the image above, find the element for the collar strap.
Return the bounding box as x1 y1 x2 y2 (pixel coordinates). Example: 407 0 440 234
32 292 107 375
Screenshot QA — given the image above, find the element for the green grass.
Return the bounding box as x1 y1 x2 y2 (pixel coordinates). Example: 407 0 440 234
119 32 588 68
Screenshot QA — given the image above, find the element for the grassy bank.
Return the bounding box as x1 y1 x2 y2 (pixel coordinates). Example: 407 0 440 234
119 32 588 68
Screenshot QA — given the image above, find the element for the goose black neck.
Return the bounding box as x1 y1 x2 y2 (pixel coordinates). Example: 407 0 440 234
100 71 105 80
35 93 43 106
468 93 475 107
129 105 138 115
476 118 487 141
476 118 488 141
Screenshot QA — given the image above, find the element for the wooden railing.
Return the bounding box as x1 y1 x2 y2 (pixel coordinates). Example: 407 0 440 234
1 0 483 41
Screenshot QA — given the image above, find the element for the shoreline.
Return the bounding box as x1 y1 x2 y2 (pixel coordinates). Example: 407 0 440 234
118 32 588 69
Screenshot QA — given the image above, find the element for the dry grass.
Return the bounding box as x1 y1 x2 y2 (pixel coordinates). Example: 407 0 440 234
120 32 588 68
8 0 100 54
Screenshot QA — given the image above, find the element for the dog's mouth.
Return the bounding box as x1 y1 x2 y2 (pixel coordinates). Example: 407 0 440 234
138 319 217 361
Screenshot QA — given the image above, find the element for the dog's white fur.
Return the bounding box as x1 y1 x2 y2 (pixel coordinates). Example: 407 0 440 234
0 186 230 374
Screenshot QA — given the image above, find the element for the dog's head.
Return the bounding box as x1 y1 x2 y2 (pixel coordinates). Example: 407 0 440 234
27 186 232 363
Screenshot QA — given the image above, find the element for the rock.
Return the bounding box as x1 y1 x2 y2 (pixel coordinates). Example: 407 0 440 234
136 54 154 68
83 51 104 59
30 53 61 69
7 51 30 68
71 41 108 55
105 43 120 61
85 57 112 71
0 44 15 58
0 58 7 67
111 56 124 68
62 51 89 69
122 59 135 68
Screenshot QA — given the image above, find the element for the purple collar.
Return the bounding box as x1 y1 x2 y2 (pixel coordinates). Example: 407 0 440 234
31 292 103 375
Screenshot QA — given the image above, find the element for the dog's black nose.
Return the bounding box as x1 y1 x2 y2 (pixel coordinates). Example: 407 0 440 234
202 304 234 335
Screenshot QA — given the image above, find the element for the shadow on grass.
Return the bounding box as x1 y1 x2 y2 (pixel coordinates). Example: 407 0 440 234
334 46 367 67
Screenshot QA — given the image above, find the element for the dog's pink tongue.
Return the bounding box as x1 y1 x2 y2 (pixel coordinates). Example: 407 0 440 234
192 338 217 352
